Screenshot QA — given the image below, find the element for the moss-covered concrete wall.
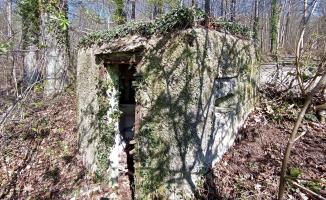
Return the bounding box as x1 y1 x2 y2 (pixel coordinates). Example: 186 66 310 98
76 48 122 182
77 28 257 199
134 28 257 199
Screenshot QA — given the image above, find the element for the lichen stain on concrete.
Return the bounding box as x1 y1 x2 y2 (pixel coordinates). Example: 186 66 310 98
77 27 258 199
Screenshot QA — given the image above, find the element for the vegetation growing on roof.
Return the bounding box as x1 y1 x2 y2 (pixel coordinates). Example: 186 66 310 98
79 7 252 47
211 20 252 38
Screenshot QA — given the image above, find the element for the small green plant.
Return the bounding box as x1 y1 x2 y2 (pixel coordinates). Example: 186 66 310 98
235 175 246 190
306 180 322 193
33 83 44 93
288 167 301 179
57 127 64 133
44 166 60 183
27 117 50 139
304 113 319 122
0 41 12 54
50 11 69 31
248 161 258 169
32 101 44 108
93 170 105 183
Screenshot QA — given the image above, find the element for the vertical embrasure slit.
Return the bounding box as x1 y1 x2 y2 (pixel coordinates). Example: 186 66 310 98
117 64 136 199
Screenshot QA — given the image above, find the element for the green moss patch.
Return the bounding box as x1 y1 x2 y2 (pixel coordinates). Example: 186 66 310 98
79 7 252 47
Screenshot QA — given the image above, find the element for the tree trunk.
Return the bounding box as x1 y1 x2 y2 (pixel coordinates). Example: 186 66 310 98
180 0 185 7
270 0 280 55
261 25 264 51
277 1 285 51
41 0 70 96
278 1 320 198
230 0 236 22
220 0 224 17
6 0 18 95
153 1 163 19
131 0 136 19
153 6 158 19
225 0 229 20
282 0 291 49
253 0 259 40
20 0 40 86
113 0 126 24
278 68 326 200
6 0 12 37
300 0 308 51
205 0 210 15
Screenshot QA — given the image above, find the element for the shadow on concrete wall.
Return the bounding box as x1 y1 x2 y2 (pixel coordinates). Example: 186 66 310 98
135 29 256 198
76 28 256 199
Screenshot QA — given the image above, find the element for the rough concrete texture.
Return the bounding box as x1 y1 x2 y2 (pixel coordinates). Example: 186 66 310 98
76 28 258 199
76 48 100 172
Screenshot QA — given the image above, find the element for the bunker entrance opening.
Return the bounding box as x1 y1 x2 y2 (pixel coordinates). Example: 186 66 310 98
116 63 136 198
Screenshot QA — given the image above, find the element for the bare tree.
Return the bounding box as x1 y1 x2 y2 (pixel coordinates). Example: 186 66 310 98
299 0 308 50
131 0 136 20
295 0 319 95
279 0 292 49
270 0 280 54
253 0 259 40
113 0 126 24
205 0 210 15
230 0 236 22
225 0 229 20
41 0 70 96
278 60 326 200
6 0 12 38
6 0 18 96
220 0 224 17
278 1 320 199
19 0 40 87
152 1 163 19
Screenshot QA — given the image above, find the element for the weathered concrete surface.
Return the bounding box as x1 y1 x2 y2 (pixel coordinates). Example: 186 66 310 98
77 28 258 199
76 48 100 172
134 28 257 199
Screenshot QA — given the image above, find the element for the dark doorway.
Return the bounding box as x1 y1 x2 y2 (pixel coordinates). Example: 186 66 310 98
117 64 136 199
118 64 136 104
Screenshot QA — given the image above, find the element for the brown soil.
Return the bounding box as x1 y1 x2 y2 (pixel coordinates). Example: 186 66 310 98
1 90 325 200
0 90 132 200
198 108 326 200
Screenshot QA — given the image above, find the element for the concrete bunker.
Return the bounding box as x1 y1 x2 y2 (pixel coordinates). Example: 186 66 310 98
77 9 258 199
100 53 142 197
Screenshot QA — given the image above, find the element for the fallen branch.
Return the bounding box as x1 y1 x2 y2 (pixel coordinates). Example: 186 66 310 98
288 179 326 200
0 79 42 130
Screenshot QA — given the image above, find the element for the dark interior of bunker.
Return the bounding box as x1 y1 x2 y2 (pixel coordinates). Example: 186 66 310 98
117 64 136 198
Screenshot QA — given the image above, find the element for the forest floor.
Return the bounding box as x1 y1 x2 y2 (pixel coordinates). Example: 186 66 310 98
0 88 325 200
0 89 131 200
198 96 326 199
